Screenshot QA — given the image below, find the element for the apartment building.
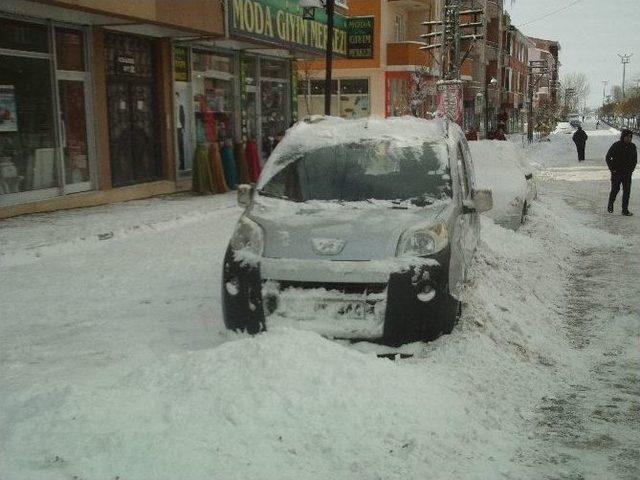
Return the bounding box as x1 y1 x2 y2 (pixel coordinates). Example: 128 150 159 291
500 14 532 133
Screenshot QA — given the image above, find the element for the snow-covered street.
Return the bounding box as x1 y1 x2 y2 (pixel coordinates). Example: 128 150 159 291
1 123 638 479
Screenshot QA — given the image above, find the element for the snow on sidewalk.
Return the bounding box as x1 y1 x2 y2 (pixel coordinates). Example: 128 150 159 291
0 192 238 267
1 180 627 480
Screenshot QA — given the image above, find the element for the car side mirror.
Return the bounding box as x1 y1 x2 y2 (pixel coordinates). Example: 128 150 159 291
471 188 493 213
237 184 254 207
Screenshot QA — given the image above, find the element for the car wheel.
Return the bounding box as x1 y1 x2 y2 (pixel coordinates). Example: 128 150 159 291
520 201 528 224
439 285 461 336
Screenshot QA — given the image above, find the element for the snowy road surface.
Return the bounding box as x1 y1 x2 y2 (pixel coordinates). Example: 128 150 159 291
1 122 638 479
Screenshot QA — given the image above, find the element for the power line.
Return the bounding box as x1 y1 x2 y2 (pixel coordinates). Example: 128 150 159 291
516 0 583 28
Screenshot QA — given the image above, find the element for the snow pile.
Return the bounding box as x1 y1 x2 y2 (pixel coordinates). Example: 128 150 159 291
2 125 634 479
1 198 599 480
0 193 237 267
470 140 530 226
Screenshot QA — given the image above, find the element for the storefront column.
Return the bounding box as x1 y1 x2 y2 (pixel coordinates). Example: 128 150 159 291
156 38 175 182
91 27 112 191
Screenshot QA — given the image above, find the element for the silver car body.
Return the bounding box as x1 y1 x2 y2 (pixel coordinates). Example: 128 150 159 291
224 116 487 340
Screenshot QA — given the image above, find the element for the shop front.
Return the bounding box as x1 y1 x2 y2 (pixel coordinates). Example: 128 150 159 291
172 44 293 190
169 0 351 190
0 16 95 206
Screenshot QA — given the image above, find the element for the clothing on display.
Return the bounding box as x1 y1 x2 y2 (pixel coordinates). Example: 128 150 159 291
234 141 250 185
220 141 238 190
245 140 261 183
192 143 215 194
210 142 228 194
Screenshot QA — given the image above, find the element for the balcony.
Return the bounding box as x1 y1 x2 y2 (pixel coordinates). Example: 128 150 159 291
387 41 432 68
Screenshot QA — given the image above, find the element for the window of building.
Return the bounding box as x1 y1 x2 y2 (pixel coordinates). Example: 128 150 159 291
394 14 406 42
1 18 93 201
298 78 369 119
55 28 84 71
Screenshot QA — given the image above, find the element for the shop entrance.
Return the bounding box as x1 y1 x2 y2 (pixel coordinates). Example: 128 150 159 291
105 33 160 187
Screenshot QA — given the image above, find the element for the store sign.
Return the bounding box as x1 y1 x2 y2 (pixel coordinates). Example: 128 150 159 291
173 46 190 82
229 0 348 56
347 16 374 59
116 56 136 75
436 80 463 125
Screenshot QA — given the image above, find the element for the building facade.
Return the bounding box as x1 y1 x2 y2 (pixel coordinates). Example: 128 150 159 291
1 0 339 218
0 0 226 217
500 15 531 133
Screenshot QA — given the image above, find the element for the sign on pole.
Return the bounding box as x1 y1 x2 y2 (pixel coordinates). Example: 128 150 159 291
436 80 463 125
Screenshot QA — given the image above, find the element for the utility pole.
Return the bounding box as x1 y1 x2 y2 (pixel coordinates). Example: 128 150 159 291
419 0 483 125
527 60 548 143
300 0 335 115
602 80 608 106
618 53 632 98
323 0 335 115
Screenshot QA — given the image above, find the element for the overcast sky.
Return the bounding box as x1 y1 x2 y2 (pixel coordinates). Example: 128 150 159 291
505 0 640 108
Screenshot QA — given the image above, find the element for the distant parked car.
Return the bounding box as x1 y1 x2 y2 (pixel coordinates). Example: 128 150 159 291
470 141 537 228
222 116 493 346
555 122 573 134
569 119 582 128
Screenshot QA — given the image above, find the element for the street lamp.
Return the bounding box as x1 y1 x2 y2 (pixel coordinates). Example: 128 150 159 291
300 0 336 115
484 76 497 138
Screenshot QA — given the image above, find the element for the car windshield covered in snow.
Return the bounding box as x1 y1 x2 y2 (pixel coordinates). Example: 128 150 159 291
259 140 451 204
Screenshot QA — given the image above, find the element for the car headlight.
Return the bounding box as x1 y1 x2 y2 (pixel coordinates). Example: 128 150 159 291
396 222 448 257
229 216 264 255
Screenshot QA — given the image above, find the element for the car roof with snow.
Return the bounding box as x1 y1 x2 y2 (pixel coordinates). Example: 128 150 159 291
257 116 451 189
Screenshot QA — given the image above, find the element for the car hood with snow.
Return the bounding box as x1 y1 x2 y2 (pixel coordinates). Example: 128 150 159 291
249 197 448 261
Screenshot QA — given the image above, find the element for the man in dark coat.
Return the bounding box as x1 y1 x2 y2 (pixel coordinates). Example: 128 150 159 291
606 129 637 216
572 126 588 161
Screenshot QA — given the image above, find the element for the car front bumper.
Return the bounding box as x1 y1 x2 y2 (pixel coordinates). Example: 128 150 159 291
221 247 451 345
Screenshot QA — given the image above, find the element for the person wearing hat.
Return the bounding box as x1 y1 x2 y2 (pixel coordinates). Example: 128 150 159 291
606 129 637 216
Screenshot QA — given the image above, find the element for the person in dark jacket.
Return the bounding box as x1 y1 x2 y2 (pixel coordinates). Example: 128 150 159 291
606 129 637 215
572 126 588 161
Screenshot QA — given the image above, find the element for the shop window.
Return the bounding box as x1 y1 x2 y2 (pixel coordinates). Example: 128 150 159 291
0 56 56 194
192 51 235 145
0 18 48 53
298 79 369 119
55 28 85 71
339 79 369 119
260 58 288 80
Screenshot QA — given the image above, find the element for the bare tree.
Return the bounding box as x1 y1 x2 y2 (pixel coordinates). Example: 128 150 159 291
560 72 591 113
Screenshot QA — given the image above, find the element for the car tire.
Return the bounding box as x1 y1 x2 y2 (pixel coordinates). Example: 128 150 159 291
520 201 528 224
439 285 461 336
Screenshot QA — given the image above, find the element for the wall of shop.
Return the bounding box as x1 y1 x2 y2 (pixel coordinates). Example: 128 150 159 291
0 7 205 218
37 0 224 35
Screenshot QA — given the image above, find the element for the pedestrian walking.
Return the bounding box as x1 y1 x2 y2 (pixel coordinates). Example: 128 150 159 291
572 126 588 161
606 129 637 216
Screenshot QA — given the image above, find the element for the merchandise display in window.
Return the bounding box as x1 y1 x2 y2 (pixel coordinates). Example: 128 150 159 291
298 78 369 120
0 56 56 194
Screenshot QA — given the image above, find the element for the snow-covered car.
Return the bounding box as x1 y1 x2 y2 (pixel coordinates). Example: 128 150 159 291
222 116 492 346
470 141 537 227
555 122 574 134
569 119 582 128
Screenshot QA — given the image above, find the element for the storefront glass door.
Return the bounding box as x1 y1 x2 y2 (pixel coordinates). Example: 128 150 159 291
0 18 95 205
57 77 90 192
105 33 160 187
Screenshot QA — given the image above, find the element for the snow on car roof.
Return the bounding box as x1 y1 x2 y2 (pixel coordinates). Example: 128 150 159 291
258 115 449 189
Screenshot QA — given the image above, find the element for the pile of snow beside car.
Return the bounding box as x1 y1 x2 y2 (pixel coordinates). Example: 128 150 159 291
469 140 536 228
2 198 625 480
